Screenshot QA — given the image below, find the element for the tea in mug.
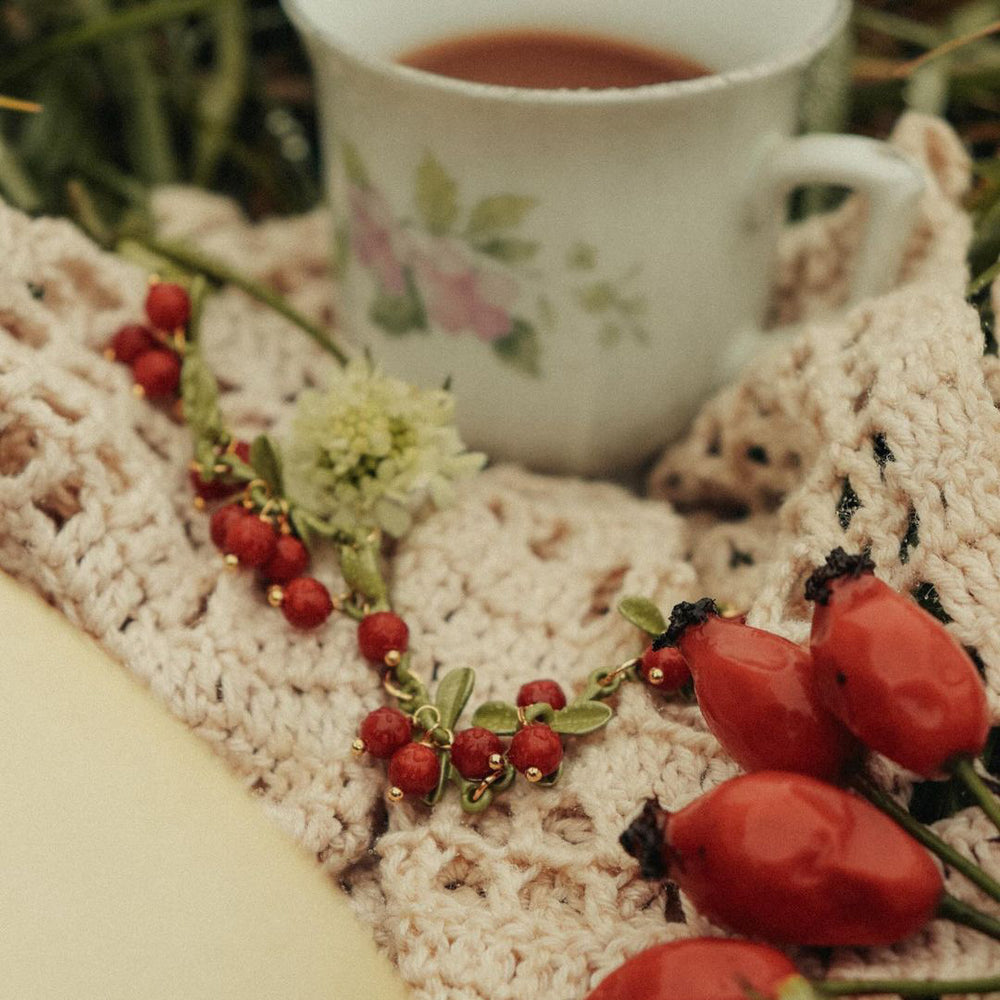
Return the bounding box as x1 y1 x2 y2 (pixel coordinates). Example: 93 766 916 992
396 28 712 89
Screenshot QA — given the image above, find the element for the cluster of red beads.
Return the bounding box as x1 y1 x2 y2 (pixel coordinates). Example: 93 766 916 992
354 614 568 802
209 502 332 629
106 282 189 401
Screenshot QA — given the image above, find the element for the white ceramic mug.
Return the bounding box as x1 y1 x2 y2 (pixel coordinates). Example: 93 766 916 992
283 0 923 475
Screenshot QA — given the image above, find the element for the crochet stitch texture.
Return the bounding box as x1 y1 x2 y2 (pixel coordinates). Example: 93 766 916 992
0 113 997 999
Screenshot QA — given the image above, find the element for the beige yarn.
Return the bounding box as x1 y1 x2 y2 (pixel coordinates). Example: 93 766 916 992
1 111 998 1000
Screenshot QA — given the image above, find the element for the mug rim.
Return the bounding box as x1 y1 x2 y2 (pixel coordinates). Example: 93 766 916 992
282 0 850 105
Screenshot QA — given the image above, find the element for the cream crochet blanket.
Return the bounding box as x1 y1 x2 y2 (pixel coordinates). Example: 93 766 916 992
1 113 998 999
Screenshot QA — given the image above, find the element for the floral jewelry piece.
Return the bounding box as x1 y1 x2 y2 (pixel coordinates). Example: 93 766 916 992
106 278 687 810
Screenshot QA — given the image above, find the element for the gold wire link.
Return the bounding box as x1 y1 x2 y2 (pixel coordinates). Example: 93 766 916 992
471 767 506 802
383 674 416 701
411 703 442 731
597 656 640 687
420 726 453 751
516 705 528 727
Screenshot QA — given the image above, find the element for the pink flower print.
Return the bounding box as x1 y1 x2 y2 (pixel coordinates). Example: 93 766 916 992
348 184 406 295
413 242 518 342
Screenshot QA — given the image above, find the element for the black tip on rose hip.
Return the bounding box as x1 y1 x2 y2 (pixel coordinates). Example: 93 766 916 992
653 598 719 648
620 799 669 879
803 547 876 605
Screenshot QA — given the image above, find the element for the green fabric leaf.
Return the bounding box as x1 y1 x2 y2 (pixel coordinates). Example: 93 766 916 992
492 318 540 376
473 237 539 263
549 701 613 735
617 596 667 636
415 152 458 235
423 756 450 806
338 543 387 603
180 348 224 443
434 667 475 731
342 140 369 189
471 700 519 735
249 434 283 496
465 195 536 238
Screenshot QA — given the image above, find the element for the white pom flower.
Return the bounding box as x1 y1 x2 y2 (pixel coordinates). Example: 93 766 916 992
284 357 484 538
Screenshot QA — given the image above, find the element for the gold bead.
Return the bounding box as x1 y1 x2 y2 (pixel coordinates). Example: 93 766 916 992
351 738 365 757
223 553 239 569
102 348 116 362
131 383 146 399
384 649 402 668
649 666 664 685
192 496 205 512
525 767 543 783
488 753 504 771
386 786 404 804
267 585 284 608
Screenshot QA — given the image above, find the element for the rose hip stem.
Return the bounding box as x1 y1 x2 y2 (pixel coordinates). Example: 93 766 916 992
853 775 1000 903
938 891 1000 941
952 755 1000 835
812 973 1000 997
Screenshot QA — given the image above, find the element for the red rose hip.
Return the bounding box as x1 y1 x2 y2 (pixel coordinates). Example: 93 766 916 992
280 576 333 629
806 548 989 778
660 598 861 783
388 742 440 797
132 349 181 399
516 679 567 710
358 611 409 663
508 724 562 780
584 937 798 1000
621 771 943 946
145 281 191 330
450 727 505 780
359 707 412 759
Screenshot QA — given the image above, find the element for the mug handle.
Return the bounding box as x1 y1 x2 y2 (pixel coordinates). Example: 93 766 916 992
722 133 925 378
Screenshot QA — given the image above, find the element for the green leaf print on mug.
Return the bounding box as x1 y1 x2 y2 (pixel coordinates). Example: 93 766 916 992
340 142 648 374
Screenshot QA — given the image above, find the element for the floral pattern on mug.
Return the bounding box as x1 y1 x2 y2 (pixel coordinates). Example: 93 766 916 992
339 141 647 375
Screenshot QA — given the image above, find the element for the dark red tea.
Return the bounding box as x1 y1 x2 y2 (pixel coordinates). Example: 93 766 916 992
396 28 711 90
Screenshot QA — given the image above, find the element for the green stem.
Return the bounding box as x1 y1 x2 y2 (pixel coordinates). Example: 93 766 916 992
938 891 1000 941
814 972 1000 996
193 0 249 187
968 255 1000 298
124 234 349 364
0 133 42 212
853 776 1000 903
953 756 1000 835
0 0 224 86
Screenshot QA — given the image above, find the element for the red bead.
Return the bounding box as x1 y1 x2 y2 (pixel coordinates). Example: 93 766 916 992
132 349 181 398
108 323 156 363
145 282 191 330
190 468 240 500
516 679 567 711
263 535 310 584
359 707 413 759
224 514 277 568
210 503 247 550
450 727 504 780
233 439 251 463
387 742 440 796
640 644 691 691
281 576 333 629
507 724 563 777
358 611 409 663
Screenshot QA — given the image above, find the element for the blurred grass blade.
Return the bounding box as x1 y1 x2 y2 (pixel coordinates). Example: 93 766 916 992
852 7 943 49
74 0 178 186
0 133 42 212
193 0 249 186
0 0 223 86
